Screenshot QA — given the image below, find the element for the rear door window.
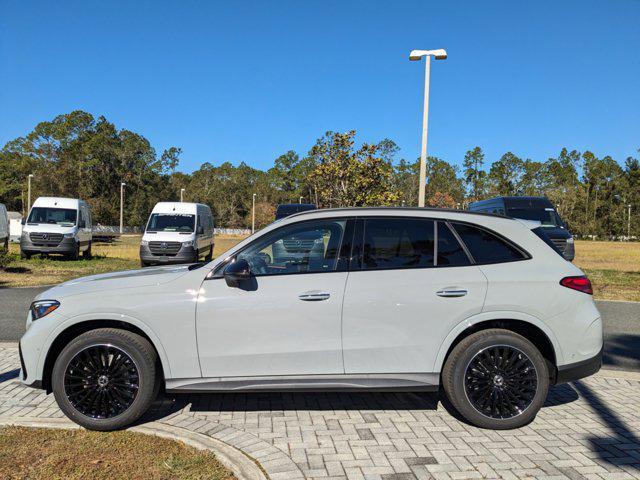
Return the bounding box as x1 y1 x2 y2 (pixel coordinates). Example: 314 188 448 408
362 218 434 270
451 222 527 264
436 222 471 266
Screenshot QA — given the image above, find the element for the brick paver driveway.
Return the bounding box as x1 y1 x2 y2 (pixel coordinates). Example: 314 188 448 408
2 343 639 480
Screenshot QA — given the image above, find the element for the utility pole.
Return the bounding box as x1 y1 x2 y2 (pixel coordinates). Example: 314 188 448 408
120 182 126 235
252 193 257 233
27 174 34 213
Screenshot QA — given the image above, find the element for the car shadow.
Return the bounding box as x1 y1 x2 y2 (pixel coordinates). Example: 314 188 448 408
140 383 579 426
603 334 640 371
571 380 640 470
0 368 20 383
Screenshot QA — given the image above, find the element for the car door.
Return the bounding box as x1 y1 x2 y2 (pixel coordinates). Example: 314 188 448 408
342 217 488 375
196 217 353 378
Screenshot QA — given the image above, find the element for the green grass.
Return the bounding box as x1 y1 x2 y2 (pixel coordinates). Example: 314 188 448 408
0 426 236 480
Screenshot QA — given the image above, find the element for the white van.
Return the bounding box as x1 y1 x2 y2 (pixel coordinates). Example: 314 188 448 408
20 197 93 260
0 203 8 251
140 202 214 266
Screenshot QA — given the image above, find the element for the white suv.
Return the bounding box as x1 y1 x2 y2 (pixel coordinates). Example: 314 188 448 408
19 208 602 431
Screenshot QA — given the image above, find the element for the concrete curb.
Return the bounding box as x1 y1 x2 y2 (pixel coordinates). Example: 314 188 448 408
0 416 268 480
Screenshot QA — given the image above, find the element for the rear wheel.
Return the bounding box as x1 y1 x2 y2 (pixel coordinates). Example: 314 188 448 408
51 328 158 431
442 329 549 430
2 238 8 252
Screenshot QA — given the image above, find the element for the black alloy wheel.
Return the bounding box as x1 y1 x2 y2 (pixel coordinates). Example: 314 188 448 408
63 344 140 419
464 345 538 419
52 328 158 431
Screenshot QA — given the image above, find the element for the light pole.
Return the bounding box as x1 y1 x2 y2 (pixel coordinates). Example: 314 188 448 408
409 48 447 207
252 193 257 234
299 196 304 204
629 204 632 240
27 174 34 213
120 182 126 235
180 188 185 202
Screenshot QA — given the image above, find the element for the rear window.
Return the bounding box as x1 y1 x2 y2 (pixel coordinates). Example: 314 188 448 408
531 227 564 257
451 222 527 264
363 218 434 270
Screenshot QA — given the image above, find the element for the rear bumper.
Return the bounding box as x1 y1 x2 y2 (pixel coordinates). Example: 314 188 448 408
555 346 602 384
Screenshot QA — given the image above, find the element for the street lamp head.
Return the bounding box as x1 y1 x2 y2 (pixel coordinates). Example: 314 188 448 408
28 174 34 178
409 49 448 61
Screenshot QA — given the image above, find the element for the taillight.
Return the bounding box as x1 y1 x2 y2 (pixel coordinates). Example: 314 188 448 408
560 276 593 295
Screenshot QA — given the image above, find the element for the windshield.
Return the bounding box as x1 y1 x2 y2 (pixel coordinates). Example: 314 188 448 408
27 207 77 226
507 208 563 228
146 213 195 232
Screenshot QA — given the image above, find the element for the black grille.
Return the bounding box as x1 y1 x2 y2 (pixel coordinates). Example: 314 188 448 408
282 238 317 252
551 238 567 253
148 241 182 256
29 232 63 246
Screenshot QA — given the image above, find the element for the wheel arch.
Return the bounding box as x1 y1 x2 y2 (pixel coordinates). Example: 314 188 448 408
435 313 562 382
40 317 170 393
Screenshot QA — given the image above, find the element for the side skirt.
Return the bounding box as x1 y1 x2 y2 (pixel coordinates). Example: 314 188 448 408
166 373 440 393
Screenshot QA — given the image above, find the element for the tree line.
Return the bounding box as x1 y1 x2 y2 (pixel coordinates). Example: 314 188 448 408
1 111 638 237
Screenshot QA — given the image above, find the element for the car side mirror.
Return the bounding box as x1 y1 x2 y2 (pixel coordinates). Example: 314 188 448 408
197 225 204 235
21 218 26 225
224 258 252 288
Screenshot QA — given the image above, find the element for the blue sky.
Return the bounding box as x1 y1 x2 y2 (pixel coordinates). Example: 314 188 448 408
1 0 639 173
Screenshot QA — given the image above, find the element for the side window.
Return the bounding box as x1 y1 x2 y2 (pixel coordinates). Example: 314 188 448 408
237 219 346 276
436 222 471 267
362 218 434 270
78 208 85 227
451 222 526 264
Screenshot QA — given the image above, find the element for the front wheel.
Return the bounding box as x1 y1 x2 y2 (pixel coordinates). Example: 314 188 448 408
204 244 213 261
67 242 80 261
51 328 158 431
442 329 549 430
82 241 92 259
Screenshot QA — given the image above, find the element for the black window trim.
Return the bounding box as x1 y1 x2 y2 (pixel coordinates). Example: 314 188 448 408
208 216 356 279
209 214 532 279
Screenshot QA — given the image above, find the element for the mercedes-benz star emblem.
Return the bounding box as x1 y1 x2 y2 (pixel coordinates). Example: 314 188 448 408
42 233 48 240
161 242 167 249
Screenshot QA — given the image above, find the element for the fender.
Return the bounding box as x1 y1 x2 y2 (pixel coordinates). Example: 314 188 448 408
37 311 173 380
433 310 564 372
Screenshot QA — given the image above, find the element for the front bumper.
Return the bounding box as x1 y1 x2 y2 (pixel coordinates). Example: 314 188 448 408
555 346 602 384
20 236 77 255
140 244 198 265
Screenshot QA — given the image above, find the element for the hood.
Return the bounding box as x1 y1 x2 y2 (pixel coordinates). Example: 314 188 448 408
142 231 195 242
37 264 192 300
23 223 76 234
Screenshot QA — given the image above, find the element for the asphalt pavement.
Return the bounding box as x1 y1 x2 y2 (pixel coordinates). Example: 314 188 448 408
1 286 638 370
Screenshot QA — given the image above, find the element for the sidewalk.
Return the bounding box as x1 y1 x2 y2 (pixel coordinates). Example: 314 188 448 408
1 343 639 480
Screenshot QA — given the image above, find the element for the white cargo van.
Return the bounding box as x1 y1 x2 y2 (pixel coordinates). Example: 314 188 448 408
0 203 8 251
20 197 92 260
140 202 214 266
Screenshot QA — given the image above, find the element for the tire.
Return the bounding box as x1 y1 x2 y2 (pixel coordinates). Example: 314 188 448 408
51 328 159 431
2 238 7 252
140 260 150 268
67 242 80 261
204 244 213 262
82 242 92 259
442 328 549 430
20 250 31 260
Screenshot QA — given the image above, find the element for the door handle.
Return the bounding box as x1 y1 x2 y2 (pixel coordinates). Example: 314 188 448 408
298 291 331 301
436 289 468 298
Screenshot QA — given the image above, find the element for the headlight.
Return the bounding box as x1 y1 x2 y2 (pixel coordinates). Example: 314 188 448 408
182 241 194 247
63 233 76 239
141 240 149 246
30 300 60 320
566 237 574 244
